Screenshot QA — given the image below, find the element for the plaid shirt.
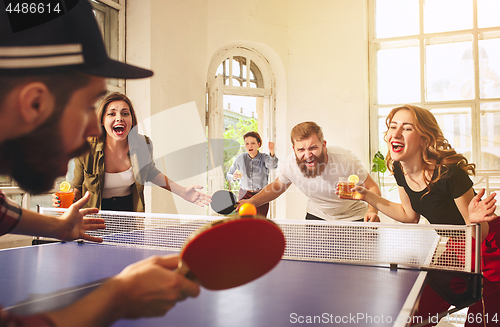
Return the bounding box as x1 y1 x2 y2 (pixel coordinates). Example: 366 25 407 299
0 191 22 236
0 194 55 326
0 306 56 326
0 194 54 325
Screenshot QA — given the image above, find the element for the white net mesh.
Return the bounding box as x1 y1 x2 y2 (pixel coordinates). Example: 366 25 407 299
39 207 473 272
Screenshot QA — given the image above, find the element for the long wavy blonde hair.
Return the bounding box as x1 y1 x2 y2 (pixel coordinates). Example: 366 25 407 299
385 105 475 194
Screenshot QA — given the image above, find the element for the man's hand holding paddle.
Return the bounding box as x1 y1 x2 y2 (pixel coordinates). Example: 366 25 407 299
46 254 201 326
111 255 201 319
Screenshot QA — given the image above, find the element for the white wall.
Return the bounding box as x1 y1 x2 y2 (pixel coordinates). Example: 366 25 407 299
126 0 153 212
285 0 369 219
205 0 290 219
126 0 370 220
127 0 209 215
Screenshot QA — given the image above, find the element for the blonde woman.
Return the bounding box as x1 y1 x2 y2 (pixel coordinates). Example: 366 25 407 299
344 104 499 327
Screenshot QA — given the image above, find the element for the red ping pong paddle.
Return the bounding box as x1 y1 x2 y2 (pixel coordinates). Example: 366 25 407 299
210 190 238 215
176 216 286 290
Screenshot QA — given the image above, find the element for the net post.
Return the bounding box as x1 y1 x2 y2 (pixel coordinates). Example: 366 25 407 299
465 225 472 272
474 223 481 274
33 205 41 245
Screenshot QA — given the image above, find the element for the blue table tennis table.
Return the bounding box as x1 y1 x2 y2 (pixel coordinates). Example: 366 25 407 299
0 210 482 327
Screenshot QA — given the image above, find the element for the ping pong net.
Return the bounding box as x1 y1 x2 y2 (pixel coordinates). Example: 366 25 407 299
39 207 479 273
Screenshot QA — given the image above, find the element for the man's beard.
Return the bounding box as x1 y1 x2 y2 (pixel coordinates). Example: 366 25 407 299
295 149 327 178
0 118 90 194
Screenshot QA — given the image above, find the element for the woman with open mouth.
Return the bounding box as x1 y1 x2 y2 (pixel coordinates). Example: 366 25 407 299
341 104 500 327
54 92 210 214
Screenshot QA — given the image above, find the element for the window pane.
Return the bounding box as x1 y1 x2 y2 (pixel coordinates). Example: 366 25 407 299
223 95 258 192
378 115 389 158
480 102 500 169
430 108 472 161
93 9 105 37
375 0 419 38
216 62 224 76
232 59 240 77
224 60 229 85
377 110 401 202
6 194 23 206
478 0 500 28
92 3 119 88
30 194 54 211
249 63 262 88
478 38 500 99
0 175 15 187
377 47 420 104
426 41 473 101
232 78 241 87
224 95 257 118
424 0 472 34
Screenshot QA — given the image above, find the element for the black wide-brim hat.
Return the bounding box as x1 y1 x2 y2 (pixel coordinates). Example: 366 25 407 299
0 0 153 79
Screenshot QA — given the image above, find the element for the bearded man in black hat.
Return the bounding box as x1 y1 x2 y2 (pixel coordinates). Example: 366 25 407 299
0 1 199 326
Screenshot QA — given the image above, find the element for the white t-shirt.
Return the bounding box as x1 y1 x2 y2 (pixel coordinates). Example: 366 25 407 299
277 147 369 221
103 167 134 198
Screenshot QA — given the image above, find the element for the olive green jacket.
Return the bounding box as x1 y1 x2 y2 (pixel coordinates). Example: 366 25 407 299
72 132 161 212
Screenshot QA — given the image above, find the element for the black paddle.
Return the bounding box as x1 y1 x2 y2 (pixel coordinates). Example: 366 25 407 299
211 190 238 215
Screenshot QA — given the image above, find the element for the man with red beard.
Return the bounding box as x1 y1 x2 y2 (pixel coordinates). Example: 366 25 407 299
0 1 199 326
239 122 381 221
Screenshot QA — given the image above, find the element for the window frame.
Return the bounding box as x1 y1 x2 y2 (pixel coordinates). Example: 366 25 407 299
207 46 277 217
91 0 126 93
369 0 500 172
1 0 126 209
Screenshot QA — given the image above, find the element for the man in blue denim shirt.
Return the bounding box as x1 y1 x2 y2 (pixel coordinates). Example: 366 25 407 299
227 132 278 217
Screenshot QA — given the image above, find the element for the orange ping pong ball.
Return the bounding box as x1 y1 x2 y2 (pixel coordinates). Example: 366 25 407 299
239 203 257 216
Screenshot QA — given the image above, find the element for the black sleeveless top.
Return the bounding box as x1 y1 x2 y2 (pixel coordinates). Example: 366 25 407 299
393 162 473 225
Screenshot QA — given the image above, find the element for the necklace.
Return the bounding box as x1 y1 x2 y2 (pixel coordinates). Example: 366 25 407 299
402 165 430 189
404 172 422 188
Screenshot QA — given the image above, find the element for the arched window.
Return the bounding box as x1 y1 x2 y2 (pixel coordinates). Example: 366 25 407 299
207 46 276 217
216 56 263 88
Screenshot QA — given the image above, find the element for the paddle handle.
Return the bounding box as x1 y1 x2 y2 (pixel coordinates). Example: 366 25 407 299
175 260 199 282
